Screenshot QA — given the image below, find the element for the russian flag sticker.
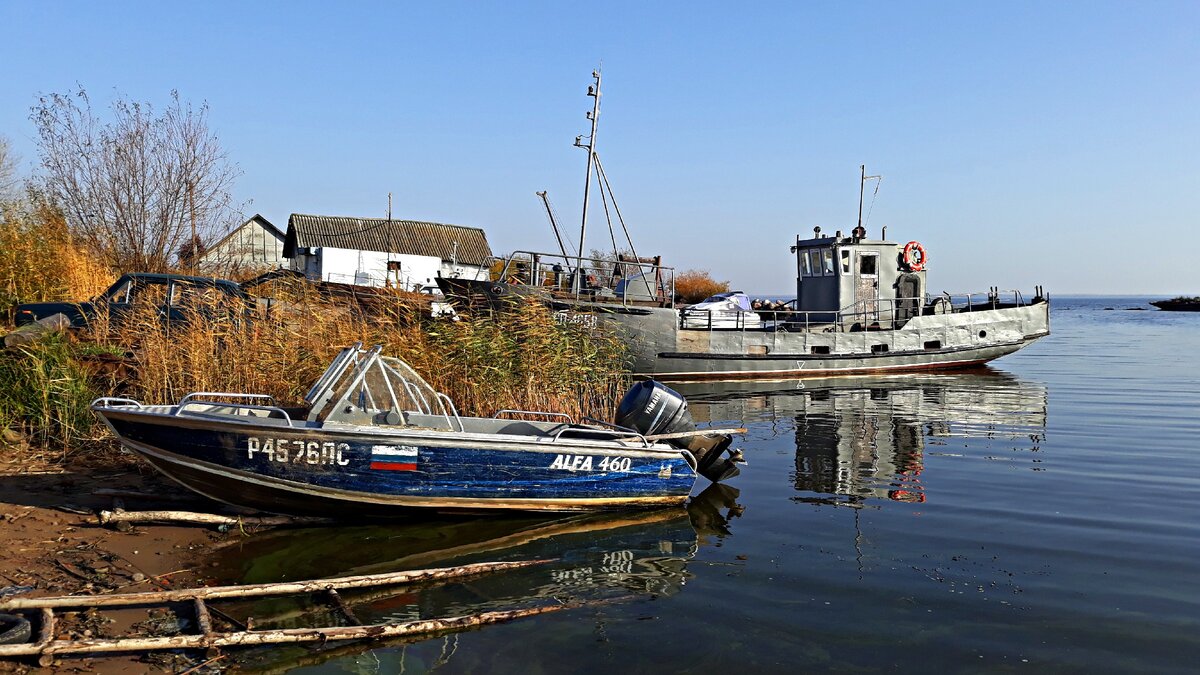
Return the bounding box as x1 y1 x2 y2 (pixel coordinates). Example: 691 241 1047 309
369 445 419 471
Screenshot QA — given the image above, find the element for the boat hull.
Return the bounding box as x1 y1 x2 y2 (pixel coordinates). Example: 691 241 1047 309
596 301 1051 381
96 410 698 516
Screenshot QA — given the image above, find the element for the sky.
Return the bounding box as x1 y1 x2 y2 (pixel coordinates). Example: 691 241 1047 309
0 1 1196 295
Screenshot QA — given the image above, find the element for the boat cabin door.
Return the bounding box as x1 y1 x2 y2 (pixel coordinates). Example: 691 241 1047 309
855 252 879 323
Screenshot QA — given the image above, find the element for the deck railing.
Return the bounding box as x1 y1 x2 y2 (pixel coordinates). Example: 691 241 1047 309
493 251 676 308
680 287 1045 335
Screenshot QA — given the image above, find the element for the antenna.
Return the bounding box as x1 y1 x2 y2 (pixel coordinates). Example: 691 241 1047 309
387 192 392 221
857 164 881 231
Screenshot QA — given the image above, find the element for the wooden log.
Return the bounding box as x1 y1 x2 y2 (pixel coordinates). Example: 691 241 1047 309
2 603 576 657
326 589 360 626
97 510 335 528
642 427 747 441
194 598 212 636
0 559 552 610
42 600 576 653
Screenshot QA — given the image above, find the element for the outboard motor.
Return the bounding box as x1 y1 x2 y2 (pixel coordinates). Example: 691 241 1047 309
615 380 742 482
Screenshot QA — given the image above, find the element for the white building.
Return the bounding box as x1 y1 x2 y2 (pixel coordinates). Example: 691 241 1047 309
282 214 493 290
199 214 286 273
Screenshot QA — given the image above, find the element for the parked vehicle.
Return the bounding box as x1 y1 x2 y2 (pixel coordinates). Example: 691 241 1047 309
13 273 250 328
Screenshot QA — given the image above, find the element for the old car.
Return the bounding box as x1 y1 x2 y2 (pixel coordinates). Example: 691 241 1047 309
13 273 250 328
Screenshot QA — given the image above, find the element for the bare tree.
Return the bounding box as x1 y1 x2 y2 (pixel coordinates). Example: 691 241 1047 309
31 88 240 272
0 135 19 199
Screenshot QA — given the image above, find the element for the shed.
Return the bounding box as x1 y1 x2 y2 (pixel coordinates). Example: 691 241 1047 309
198 214 286 273
283 214 493 290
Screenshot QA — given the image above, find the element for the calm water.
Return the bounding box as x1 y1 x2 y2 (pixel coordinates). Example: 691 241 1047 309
209 296 1200 673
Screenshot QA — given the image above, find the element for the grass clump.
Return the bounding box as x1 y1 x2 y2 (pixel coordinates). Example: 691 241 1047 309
0 332 99 462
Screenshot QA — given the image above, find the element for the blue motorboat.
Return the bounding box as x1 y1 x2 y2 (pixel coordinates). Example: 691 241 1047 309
91 344 741 516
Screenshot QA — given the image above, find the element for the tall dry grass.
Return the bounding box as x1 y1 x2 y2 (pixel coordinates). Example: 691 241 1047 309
0 198 113 323
86 280 629 422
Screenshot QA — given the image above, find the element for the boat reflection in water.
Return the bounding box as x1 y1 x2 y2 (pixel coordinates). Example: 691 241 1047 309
677 368 1047 505
209 484 743 672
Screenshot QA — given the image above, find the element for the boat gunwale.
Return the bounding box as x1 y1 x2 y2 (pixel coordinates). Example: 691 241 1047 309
92 405 688 458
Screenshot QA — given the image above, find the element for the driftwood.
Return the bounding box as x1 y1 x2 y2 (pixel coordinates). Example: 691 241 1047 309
642 427 747 441
0 559 561 661
27 603 575 657
97 509 335 528
0 559 551 610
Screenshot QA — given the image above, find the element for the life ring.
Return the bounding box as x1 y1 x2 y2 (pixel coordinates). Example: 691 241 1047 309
903 241 927 271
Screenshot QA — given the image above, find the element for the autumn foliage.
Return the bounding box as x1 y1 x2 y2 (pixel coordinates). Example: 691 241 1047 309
674 269 730 304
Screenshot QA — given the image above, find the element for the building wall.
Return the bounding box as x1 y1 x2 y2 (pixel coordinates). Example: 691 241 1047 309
293 247 487 290
203 219 285 271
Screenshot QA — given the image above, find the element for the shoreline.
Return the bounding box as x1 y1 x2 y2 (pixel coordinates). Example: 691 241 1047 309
0 457 218 673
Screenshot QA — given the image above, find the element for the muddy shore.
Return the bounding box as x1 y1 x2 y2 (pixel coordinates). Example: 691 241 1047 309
0 455 223 673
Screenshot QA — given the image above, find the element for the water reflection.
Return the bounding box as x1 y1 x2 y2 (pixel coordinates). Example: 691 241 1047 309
207 484 742 671
677 368 1048 504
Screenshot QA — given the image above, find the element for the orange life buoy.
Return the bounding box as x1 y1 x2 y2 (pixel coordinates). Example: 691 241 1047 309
903 241 927 271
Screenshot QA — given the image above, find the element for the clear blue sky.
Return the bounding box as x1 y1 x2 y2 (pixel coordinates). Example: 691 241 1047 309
1 1 1196 294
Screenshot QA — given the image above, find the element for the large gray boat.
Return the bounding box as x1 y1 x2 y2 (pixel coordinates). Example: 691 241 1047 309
444 230 1049 381
441 73 1049 380
599 229 1049 380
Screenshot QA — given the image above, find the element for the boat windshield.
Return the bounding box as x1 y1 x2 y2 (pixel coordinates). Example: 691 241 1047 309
306 344 451 424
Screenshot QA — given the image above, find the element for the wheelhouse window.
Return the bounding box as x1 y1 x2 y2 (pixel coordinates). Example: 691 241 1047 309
840 249 851 274
808 250 822 277
859 253 878 277
800 250 813 277
822 249 835 275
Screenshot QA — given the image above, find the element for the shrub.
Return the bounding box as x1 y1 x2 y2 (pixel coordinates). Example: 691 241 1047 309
674 269 730 304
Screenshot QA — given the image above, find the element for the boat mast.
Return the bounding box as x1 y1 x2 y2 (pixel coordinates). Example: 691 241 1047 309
574 69 602 286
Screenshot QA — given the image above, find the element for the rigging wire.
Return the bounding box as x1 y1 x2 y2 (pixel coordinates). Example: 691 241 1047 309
594 153 649 280
594 153 621 260
863 176 883 228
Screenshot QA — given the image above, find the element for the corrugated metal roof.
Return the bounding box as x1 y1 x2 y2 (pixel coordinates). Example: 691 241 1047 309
284 214 492 266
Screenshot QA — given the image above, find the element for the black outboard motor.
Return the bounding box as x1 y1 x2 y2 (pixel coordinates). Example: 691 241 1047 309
615 380 742 482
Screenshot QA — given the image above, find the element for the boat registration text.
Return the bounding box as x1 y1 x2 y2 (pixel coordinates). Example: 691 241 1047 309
247 437 350 466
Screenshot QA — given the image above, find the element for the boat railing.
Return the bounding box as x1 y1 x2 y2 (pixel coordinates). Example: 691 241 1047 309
91 397 144 409
179 392 276 406
550 425 650 447
494 250 676 308
682 288 1043 335
436 392 465 432
176 400 294 424
936 288 1041 312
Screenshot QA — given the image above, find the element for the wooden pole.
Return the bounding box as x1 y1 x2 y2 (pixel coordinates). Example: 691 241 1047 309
97 510 335 528
0 560 552 610
3 603 577 658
